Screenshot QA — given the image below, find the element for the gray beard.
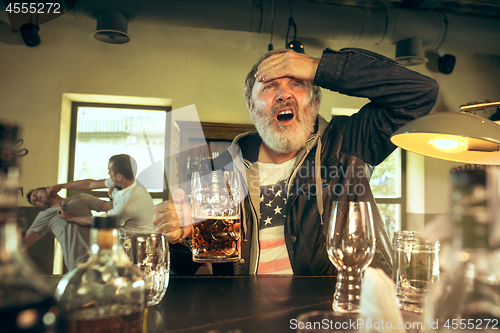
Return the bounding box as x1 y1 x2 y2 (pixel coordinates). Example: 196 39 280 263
250 101 318 155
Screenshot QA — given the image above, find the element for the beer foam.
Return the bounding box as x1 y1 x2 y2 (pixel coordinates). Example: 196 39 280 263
194 215 239 220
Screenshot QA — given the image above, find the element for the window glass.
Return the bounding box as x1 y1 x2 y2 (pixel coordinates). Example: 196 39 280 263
370 148 402 198
376 203 400 244
72 106 167 193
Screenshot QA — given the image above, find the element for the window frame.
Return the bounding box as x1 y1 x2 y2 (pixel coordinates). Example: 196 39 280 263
68 101 172 201
372 149 407 232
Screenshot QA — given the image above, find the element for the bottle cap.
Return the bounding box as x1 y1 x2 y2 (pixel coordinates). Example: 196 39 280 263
92 216 118 229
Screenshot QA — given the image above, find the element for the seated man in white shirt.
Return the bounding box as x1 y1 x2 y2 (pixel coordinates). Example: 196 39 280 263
48 154 156 234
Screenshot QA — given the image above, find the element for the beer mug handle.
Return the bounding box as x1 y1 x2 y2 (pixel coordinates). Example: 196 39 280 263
179 237 193 250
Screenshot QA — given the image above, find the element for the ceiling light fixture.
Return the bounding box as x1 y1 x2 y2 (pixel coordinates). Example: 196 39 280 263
268 0 276 51
19 14 40 47
91 9 131 44
438 54 456 74
391 101 500 164
20 23 40 47
395 36 427 66
285 1 304 53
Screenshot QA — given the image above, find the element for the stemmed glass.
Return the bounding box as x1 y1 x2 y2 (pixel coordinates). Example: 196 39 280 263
327 201 376 313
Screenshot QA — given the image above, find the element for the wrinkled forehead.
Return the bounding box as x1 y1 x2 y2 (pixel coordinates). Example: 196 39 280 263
251 77 314 96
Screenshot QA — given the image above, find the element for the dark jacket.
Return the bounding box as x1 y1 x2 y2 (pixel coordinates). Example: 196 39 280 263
171 47 439 276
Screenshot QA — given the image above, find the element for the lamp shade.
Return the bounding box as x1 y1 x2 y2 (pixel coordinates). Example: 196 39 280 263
391 112 500 165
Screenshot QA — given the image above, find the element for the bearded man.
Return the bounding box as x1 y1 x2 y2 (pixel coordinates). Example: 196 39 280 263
154 47 439 276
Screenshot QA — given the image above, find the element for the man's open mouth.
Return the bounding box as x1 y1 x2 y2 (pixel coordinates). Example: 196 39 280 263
277 109 294 123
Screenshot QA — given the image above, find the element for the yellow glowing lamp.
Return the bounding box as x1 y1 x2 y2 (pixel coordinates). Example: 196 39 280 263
391 107 500 165
428 135 468 153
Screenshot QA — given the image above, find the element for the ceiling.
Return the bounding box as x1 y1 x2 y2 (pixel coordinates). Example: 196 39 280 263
1 0 499 56
295 0 500 20
65 0 500 56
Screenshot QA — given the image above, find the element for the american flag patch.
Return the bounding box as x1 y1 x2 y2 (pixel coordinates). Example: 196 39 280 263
257 180 292 274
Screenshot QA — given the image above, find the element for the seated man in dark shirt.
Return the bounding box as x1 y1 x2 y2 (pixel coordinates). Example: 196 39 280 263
154 47 439 276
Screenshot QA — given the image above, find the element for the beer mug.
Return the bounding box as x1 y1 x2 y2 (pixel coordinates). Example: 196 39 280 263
121 233 170 307
189 170 242 262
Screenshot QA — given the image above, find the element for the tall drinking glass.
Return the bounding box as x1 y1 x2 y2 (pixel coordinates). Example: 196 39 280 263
189 170 241 262
327 201 376 313
393 231 440 313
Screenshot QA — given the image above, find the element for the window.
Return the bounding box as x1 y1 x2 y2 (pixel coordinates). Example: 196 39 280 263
68 102 171 204
333 108 405 243
369 148 406 243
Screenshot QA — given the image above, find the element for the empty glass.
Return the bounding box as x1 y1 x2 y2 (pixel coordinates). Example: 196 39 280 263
327 201 376 313
121 233 170 307
393 230 439 313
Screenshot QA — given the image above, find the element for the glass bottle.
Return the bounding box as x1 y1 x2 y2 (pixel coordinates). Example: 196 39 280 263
0 122 63 332
55 216 147 333
424 166 500 330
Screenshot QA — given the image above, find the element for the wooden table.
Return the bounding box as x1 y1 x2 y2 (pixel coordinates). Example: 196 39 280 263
44 274 421 333
146 275 338 333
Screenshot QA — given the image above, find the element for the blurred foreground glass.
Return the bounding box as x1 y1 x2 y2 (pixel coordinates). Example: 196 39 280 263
121 233 170 306
55 217 146 333
392 231 439 313
189 171 241 262
327 201 376 313
425 166 500 330
0 122 64 332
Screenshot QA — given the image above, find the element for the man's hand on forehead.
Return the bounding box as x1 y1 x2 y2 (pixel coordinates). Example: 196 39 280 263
255 49 320 83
